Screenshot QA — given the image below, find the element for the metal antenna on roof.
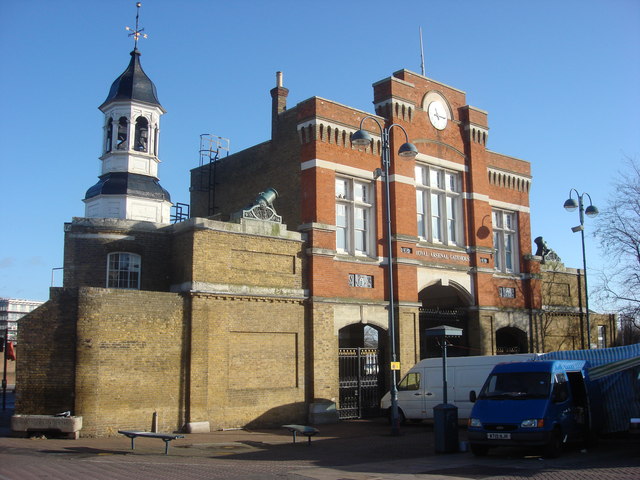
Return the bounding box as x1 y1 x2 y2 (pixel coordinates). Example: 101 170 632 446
419 27 425 76
125 2 148 50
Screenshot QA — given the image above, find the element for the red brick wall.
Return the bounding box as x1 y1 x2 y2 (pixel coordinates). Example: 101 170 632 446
189 69 541 355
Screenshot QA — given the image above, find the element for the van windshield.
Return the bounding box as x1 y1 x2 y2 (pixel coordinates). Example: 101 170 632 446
479 372 550 399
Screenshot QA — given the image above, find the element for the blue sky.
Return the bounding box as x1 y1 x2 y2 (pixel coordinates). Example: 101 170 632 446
1 0 639 306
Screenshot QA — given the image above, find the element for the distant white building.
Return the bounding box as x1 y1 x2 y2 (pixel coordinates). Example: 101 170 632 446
0 298 44 343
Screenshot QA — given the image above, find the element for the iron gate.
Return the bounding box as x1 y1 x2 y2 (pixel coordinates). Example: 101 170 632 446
419 307 468 358
338 348 382 419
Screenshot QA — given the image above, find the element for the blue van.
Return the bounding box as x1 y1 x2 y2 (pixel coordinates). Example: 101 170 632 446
467 360 601 457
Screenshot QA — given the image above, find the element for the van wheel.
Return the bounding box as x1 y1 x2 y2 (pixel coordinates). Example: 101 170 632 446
544 429 563 458
470 443 489 456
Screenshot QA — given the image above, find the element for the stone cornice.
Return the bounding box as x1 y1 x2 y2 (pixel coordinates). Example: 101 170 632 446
171 282 307 301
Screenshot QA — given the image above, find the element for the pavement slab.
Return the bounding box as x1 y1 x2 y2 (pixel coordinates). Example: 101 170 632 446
1 391 639 480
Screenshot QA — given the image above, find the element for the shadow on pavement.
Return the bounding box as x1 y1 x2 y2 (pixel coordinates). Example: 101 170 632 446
3 391 640 480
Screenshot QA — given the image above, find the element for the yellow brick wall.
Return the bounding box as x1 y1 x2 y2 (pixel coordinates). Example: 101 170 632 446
397 307 420 377
18 217 309 437
74 288 185 437
15 288 78 416
308 302 339 403
540 265 616 350
190 227 302 290
190 294 306 429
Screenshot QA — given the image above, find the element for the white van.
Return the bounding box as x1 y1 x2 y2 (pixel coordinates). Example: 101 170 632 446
380 354 539 422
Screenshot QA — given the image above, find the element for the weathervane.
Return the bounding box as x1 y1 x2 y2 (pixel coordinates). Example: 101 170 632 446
125 2 147 49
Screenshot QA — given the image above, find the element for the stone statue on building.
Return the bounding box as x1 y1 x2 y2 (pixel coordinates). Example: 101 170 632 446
534 236 562 264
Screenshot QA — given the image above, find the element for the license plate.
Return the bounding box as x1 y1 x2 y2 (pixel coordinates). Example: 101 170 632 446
487 432 511 440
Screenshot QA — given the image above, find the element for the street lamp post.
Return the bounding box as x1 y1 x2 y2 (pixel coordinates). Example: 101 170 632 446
352 117 417 436
425 325 463 453
563 189 598 349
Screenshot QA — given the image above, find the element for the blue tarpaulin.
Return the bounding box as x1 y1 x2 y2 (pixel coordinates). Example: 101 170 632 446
540 343 640 433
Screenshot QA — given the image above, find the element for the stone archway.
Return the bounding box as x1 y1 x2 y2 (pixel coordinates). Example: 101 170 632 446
418 281 472 358
339 323 386 349
337 323 386 419
496 326 528 354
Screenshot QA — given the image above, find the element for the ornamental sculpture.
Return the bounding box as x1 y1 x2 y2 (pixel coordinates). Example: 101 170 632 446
240 188 282 223
534 236 562 264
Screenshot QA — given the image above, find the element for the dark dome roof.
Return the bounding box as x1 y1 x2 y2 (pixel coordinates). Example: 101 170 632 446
100 49 163 110
85 172 171 202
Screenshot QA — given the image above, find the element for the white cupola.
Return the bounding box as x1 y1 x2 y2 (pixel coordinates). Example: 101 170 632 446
83 44 172 223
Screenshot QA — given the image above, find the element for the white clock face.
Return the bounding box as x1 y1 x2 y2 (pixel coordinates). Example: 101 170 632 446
428 101 448 130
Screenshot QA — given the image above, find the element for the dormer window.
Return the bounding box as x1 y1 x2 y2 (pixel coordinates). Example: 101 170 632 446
105 118 113 153
134 117 149 152
117 117 128 150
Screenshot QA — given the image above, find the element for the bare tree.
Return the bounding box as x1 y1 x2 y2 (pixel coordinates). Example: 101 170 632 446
618 313 640 345
594 157 640 337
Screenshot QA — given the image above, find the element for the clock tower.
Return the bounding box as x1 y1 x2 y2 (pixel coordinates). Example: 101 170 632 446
83 5 172 223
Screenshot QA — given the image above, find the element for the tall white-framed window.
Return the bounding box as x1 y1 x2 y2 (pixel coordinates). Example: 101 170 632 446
415 164 462 245
107 252 141 289
492 210 518 273
336 176 374 256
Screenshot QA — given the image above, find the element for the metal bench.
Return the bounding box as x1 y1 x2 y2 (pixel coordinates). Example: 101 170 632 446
118 430 184 455
281 424 319 445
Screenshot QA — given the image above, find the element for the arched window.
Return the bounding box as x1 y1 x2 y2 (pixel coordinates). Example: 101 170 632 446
107 252 141 289
134 117 149 152
105 118 113 153
117 117 128 150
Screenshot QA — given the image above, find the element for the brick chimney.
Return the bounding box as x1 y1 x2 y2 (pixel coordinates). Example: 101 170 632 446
270 71 289 139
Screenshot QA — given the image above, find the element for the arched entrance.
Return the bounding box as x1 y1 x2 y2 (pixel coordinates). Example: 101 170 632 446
419 282 472 358
339 323 384 348
496 326 528 354
338 323 386 419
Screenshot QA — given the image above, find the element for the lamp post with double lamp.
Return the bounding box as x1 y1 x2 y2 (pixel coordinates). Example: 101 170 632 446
351 117 418 435
563 189 598 349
